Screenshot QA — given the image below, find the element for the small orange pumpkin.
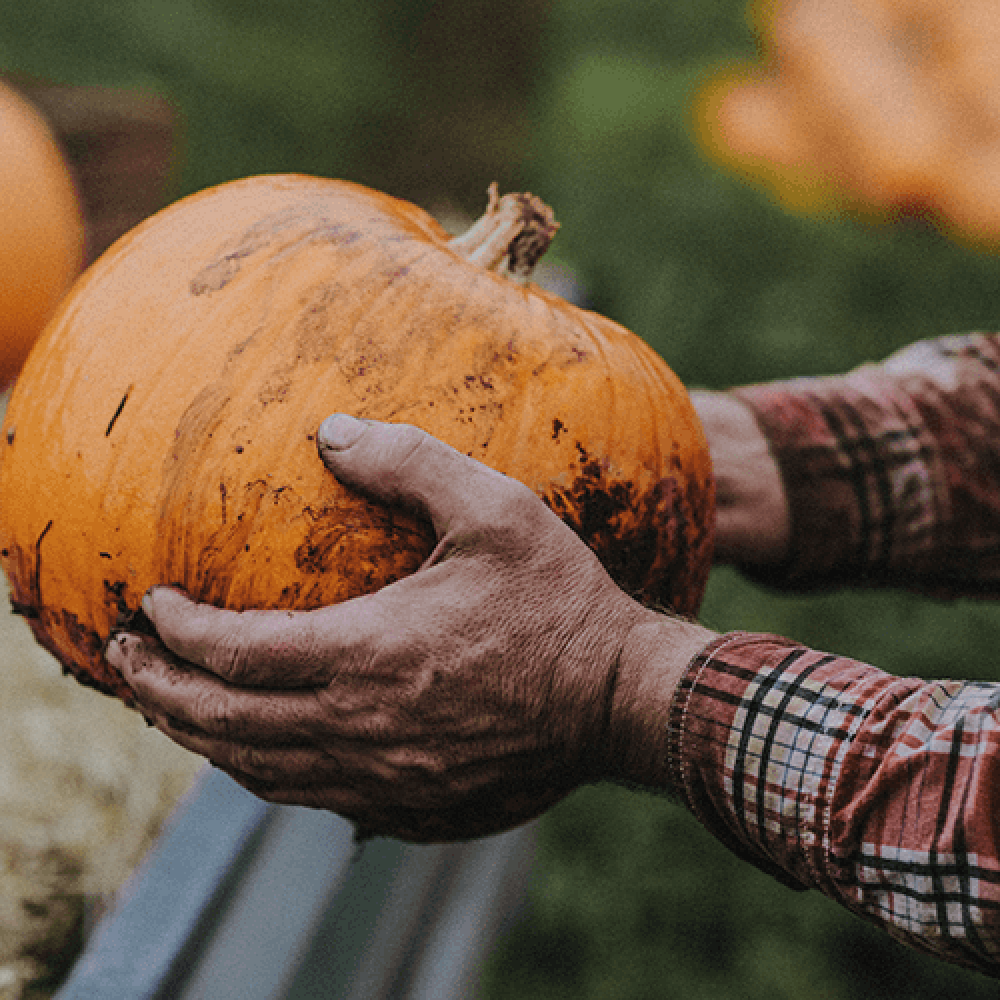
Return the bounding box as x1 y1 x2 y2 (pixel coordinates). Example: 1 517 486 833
0 82 84 388
0 177 714 700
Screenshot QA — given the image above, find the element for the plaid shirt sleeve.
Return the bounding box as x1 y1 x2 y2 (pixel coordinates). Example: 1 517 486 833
667 334 1000 975
669 632 1000 977
730 332 1000 596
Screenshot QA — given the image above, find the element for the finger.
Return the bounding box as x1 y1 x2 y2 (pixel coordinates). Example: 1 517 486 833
139 585 367 687
317 414 515 538
109 631 337 741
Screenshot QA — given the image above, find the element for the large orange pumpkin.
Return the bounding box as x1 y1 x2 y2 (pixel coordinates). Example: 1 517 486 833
0 177 714 701
0 82 84 388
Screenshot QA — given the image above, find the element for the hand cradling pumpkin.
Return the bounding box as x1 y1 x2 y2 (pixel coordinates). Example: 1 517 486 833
106 415 714 842
695 0 1000 243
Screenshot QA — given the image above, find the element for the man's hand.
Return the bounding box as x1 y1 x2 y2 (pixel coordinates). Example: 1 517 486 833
691 391 790 567
106 415 712 842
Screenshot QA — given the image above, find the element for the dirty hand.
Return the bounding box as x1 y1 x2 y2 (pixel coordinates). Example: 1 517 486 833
106 415 711 842
690 390 789 568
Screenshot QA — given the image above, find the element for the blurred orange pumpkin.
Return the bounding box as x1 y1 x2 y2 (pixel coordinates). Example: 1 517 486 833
0 82 84 388
0 177 714 700
694 0 1000 244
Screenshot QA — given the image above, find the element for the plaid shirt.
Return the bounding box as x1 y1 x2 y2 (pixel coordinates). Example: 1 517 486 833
669 334 1000 976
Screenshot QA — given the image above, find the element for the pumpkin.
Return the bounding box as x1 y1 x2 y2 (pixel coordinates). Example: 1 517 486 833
693 64 841 217
0 82 84 388
694 0 1000 243
0 176 714 701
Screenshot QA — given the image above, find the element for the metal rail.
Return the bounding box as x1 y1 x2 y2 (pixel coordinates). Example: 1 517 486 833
56 767 536 999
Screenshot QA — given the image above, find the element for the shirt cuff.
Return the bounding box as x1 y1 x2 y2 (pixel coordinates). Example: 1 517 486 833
667 631 884 893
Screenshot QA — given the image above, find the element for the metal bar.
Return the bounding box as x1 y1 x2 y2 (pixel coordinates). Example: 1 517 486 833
56 767 273 1000
162 801 359 1000
57 767 537 1000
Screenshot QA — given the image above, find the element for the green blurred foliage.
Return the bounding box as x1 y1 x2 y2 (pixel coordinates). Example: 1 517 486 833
5 0 1000 996
0 0 546 207
527 0 1000 390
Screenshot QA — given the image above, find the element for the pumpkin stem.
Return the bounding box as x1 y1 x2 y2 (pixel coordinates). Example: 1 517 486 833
449 182 559 281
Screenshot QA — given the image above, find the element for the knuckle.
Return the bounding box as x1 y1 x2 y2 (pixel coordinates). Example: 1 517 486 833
505 480 552 529
386 424 434 483
476 480 563 556
507 481 554 527
229 743 273 779
194 690 237 737
116 633 161 677
203 626 252 680
392 422 429 453
156 612 203 659
363 707 406 742
461 474 537 530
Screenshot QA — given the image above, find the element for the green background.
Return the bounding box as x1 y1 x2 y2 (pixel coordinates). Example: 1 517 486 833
6 0 1000 995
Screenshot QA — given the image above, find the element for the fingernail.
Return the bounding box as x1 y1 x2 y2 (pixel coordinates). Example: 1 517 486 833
318 414 366 451
106 632 141 672
105 637 124 668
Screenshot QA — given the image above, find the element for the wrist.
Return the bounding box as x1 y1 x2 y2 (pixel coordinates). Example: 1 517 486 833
691 390 789 568
603 611 717 790
731 369 933 590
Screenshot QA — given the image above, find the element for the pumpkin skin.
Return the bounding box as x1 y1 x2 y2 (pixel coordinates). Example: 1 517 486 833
0 82 84 388
0 175 714 700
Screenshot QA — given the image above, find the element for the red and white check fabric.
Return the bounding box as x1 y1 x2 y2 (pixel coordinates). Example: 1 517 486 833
669 334 1000 976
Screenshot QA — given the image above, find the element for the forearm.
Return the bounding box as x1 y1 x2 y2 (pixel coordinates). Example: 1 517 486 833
660 629 1000 976
733 332 1000 596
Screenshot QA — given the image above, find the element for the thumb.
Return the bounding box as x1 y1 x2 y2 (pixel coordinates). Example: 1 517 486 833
317 414 509 536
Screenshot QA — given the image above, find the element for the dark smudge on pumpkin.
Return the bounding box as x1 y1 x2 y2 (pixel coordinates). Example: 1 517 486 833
189 208 319 296
191 208 369 298
544 443 713 616
4 534 139 699
293 503 432 597
35 608 121 699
